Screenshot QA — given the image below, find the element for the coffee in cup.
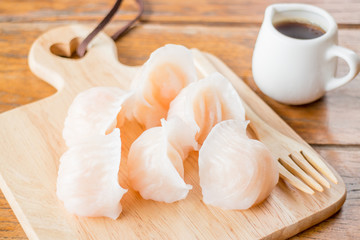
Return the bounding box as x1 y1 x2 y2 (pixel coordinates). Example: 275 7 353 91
252 4 360 105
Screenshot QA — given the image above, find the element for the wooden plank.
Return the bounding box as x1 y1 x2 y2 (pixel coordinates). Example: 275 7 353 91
1 146 358 240
292 147 360 239
0 24 346 240
0 24 56 113
0 146 357 240
1 0 360 25
1 22 359 144
0 193 27 240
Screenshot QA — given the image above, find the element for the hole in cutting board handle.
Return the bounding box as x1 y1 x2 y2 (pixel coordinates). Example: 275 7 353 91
49 37 86 59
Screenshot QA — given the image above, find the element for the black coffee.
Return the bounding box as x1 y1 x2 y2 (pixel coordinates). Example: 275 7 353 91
274 21 325 40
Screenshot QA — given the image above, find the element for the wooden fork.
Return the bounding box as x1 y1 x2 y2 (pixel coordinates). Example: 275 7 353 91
192 49 337 194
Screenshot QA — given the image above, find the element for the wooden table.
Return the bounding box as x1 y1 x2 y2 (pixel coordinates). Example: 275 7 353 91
0 0 359 239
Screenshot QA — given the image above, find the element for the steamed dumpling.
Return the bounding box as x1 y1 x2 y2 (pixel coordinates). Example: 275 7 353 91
63 87 132 146
57 129 127 219
127 44 197 129
58 87 129 219
127 72 247 204
127 118 197 203
199 120 279 210
167 72 245 145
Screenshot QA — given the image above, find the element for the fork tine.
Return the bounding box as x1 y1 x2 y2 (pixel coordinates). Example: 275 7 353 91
301 151 338 184
278 163 314 194
290 152 330 189
279 156 323 192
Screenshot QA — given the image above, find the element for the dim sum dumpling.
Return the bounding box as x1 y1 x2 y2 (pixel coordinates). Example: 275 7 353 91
168 72 245 145
57 129 127 219
199 120 279 210
127 44 197 129
128 118 196 203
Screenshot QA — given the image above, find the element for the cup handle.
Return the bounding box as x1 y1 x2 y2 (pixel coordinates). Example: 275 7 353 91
325 45 360 91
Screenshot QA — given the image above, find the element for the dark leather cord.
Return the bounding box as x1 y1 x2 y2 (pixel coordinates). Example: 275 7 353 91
112 0 144 40
76 0 144 57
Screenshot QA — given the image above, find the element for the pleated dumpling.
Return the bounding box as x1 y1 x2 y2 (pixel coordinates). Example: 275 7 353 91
63 87 132 146
127 118 197 203
127 44 197 129
167 72 245 145
199 120 279 210
58 87 130 219
57 129 127 219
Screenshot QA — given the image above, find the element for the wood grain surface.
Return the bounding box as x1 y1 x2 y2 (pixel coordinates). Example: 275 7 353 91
0 24 347 239
1 148 358 239
0 0 359 239
1 0 360 25
1 23 360 145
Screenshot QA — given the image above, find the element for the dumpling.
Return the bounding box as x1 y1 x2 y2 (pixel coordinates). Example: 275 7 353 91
58 87 130 219
167 72 245 145
199 120 279 210
127 118 197 203
128 72 246 204
127 44 197 129
57 129 127 219
63 87 132 146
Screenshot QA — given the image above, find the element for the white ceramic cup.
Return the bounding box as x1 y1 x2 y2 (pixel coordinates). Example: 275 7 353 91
252 4 360 105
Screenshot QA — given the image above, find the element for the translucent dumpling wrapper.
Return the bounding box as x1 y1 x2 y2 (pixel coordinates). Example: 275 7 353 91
127 44 197 129
57 129 127 219
199 120 279 210
63 87 133 147
167 72 245 145
58 87 129 219
127 117 197 203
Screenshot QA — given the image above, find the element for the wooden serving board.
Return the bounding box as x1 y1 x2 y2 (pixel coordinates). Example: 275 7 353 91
0 25 346 240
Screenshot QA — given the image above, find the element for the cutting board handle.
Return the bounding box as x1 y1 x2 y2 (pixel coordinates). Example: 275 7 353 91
28 25 137 93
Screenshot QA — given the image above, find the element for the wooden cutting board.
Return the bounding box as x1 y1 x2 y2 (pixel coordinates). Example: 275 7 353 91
0 25 346 240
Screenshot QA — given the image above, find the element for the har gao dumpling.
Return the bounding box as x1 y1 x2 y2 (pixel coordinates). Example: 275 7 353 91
167 72 245 145
57 129 127 219
58 87 130 219
127 44 197 129
127 118 197 203
63 87 132 146
199 120 279 210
